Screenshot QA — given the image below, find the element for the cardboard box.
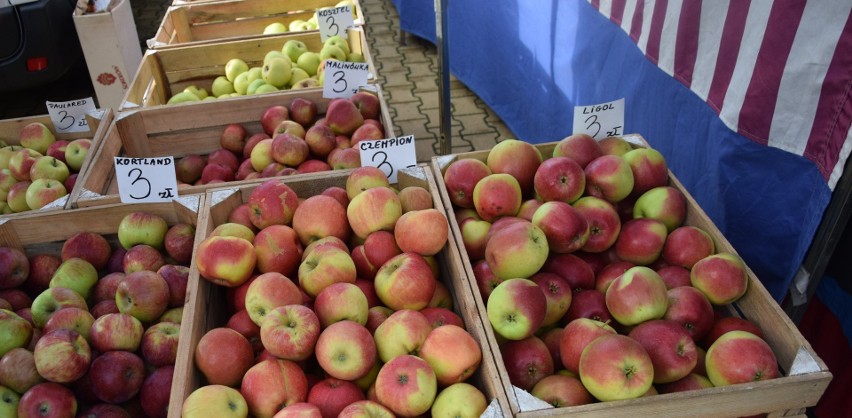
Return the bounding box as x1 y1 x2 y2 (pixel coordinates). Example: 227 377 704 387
73 0 143 109
431 135 832 417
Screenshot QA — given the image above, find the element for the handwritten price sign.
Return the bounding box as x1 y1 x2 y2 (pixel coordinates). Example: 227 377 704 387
572 98 625 139
114 157 179 204
358 135 417 183
317 5 355 41
323 61 369 99
46 98 96 133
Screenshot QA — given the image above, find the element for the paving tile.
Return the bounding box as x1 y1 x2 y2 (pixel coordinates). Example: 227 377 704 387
387 88 420 104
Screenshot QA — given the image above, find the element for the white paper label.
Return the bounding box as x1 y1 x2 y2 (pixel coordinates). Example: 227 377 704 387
114 157 179 204
573 98 625 139
323 61 369 99
317 5 354 41
358 135 417 183
46 98 97 133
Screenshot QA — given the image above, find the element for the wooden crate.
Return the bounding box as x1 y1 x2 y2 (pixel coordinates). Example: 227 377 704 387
167 165 513 418
151 0 365 49
430 135 832 418
123 27 374 110
0 109 114 214
71 86 394 208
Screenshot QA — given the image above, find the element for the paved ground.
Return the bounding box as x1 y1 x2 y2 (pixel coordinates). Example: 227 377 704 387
2 0 513 161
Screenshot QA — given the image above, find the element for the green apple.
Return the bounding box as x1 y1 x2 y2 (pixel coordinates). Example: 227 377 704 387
202 96 217 101
246 79 267 95
233 72 251 95
282 40 309 63
117 211 169 249
254 84 280 94
262 57 292 88
0 385 19 417
0 146 24 170
291 78 320 90
25 179 66 210
289 67 310 86
348 52 365 63
320 45 347 62
263 22 288 35
30 287 88 328
297 52 321 76
64 138 92 172
49 258 99 299
288 19 308 32
18 122 56 155
247 67 263 83
224 58 249 83
263 50 287 66
167 91 201 105
183 85 208 99
28 156 69 182
211 76 235 97
324 35 351 56
0 309 32 357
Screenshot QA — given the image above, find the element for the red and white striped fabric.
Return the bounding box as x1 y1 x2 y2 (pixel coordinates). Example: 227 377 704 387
590 0 852 190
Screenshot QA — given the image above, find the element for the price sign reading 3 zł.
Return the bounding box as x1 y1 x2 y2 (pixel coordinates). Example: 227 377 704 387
323 60 369 99
573 98 625 139
46 98 97 133
114 157 179 204
358 135 417 183
317 5 354 41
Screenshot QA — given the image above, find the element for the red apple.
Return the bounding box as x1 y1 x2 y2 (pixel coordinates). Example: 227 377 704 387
584 155 634 203
139 365 174 418
705 330 779 386
443 158 491 209
578 334 654 401
531 374 592 407
175 154 206 185
17 382 77 418
663 286 715 341
292 195 350 246
254 225 303 277
701 316 764 348
122 244 165 274
559 317 617 374
628 319 698 383
326 99 364 136
260 304 320 361
572 196 622 253
289 97 318 127
605 266 669 326
244 272 302 327
0 347 43 394
613 218 668 265
262 105 289 136
632 186 687 232
623 147 669 197
195 235 257 287
141 321 181 367
373 309 432 363
595 261 635 293
271 134 310 167
690 253 749 305
346 186 401 239
656 265 692 289
540 253 596 292
373 252 436 311
247 179 300 229
298 245 356 299
420 307 464 329
60 232 111 271
0 247 29 289
374 355 437 417
485 220 549 280
33 329 91 383
500 335 554 391
240 359 308 417
552 133 603 168
532 201 590 253
534 156 586 203
307 377 366 418
195 327 254 387
164 223 195 265
220 123 248 154
397 185 433 212
315 320 376 381
531 272 573 327
486 139 542 197
472 173 522 222
115 270 169 322
564 289 612 324
393 208 449 257
486 278 547 340
304 125 338 159
350 91 381 120
656 373 714 394
89 312 144 352
89 350 145 404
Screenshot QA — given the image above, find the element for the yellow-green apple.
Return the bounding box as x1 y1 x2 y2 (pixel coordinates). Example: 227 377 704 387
0 146 22 170
705 330 779 386
613 218 668 265
9 148 42 181
573 196 622 253
0 247 29 289
584 154 634 203
123 244 166 274
298 245 356 298
347 186 401 239
532 201 590 254
605 266 668 326
248 179 300 229
632 186 687 232
0 348 42 394
420 324 481 386
662 226 715 269
117 211 168 250
656 373 714 394
225 58 249 82
292 195 350 246
196 235 257 287
690 252 749 305
552 133 603 169
656 265 692 289
88 350 145 404
42 307 93 339
501 335 554 391
455 207 481 224
115 270 169 322
313 282 368 327
157 264 189 308
375 354 437 416
140 321 180 367
530 272 573 327
175 154 206 184
326 99 364 136
701 316 764 348
33 329 91 383
534 156 586 204
595 261 634 293
289 97 317 127
272 402 322 418
296 51 320 76
64 138 92 172
394 208 448 257
139 365 174 418
443 158 492 209
304 125 337 159
0 309 31 357
486 278 546 340
250 138 275 172
17 382 77 418
271 134 309 167
327 147 361 170
531 374 592 407
663 286 715 341
244 133 270 161
274 120 307 139
182 385 248 418
25 179 66 210
398 186 433 212
6 180 31 212
260 304 320 361
623 147 669 197
374 252 436 311
472 173 522 222
628 319 698 383
282 40 309 63
578 333 653 401
599 136 633 156
212 222 256 242
315 320 376 380
18 122 56 154
346 166 390 200
159 306 183 324
338 399 395 418
89 312 144 352
196 327 254 387
220 123 248 154
307 377 366 418
60 231 111 271
263 57 292 88
30 287 87 328
460 218 490 261
351 91 381 120
295 159 331 174
559 318 617 374
29 156 69 182
486 139 542 197
432 387 491 418
244 272 302 326
373 309 432 362
485 220 549 280
254 225 302 276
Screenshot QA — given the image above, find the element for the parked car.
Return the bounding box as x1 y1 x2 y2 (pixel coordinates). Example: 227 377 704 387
0 0 83 93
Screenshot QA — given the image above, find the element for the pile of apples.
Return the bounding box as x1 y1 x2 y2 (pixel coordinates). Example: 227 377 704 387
169 34 366 104
444 135 780 405
0 122 93 214
185 168 489 417
0 211 196 417
260 1 358 35
174 92 383 186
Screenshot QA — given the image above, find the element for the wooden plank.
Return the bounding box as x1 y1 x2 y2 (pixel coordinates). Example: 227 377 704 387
168 0 365 25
